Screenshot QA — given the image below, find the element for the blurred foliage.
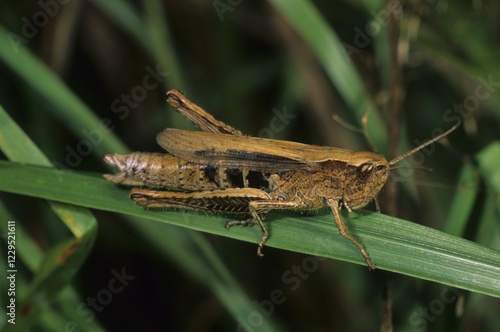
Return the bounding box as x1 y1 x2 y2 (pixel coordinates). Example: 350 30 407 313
0 0 499 331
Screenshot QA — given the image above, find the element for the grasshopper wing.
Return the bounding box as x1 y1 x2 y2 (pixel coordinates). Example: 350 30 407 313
166 89 243 136
157 128 351 172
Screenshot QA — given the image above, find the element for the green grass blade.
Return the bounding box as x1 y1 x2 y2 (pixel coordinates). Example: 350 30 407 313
1 161 499 298
476 141 500 206
0 79 278 329
442 161 480 237
0 89 279 328
0 25 127 155
475 142 500 246
131 221 283 331
0 106 98 330
269 0 387 151
89 0 188 90
0 105 97 237
87 0 145 44
89 0 189 128
4 229 97 332
142 0 188 90
0 201 43 271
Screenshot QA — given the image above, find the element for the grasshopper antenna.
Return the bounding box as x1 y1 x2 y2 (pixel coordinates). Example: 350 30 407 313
389 121 461 166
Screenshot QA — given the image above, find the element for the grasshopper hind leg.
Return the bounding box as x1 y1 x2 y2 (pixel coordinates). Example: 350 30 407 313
129 187 273 256
129 187 316 258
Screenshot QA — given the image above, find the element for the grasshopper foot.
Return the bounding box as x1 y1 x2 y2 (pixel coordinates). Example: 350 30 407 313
257 244 265 257
365 257 376 271
224 218 255 229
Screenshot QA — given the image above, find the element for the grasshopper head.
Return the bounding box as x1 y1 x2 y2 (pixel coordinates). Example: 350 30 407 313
343 151 390 209
345 121 460 210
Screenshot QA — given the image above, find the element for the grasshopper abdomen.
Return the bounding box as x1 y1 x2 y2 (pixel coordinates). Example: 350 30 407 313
104 152 271 192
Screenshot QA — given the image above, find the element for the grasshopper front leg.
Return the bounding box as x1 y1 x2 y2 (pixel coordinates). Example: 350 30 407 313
326 198 375 270
242 198 375 266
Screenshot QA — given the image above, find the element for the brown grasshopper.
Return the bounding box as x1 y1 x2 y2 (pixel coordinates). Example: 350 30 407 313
103 89 460 270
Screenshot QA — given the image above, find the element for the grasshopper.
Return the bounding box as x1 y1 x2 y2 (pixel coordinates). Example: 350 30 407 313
103 89 460 270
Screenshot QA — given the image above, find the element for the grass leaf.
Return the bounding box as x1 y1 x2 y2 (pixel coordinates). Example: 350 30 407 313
0 106 99 331
1 160 499 298
269 0 388 151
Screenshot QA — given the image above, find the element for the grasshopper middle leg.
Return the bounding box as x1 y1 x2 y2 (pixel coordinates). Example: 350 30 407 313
234 199 317 256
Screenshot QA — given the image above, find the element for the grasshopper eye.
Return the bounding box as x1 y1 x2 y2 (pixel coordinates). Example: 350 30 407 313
359 163 374 173
356 163 375 182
